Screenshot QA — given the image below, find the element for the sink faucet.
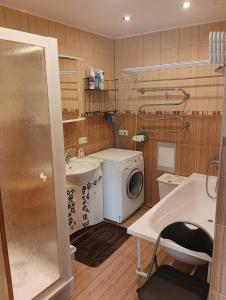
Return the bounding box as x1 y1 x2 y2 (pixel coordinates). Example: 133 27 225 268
65 146 84 163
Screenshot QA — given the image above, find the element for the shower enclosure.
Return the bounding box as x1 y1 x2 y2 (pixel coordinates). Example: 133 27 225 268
0 27 73 299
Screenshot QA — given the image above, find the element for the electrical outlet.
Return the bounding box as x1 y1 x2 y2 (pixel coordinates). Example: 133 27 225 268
119 130 128 136
79 137 88 145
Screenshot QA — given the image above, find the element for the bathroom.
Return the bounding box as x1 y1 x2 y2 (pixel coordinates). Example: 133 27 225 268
0 1 226 299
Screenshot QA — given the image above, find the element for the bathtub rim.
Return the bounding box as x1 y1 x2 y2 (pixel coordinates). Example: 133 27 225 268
127 173 217 263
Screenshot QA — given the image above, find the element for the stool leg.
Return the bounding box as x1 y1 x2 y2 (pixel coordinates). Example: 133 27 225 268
137 238 141 287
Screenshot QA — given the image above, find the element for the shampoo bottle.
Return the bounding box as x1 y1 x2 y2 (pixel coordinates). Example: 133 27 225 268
88 67 95 89
100 70 104 90
95 69 101 90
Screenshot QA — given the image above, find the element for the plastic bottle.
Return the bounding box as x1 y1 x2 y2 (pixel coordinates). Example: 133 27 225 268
100 70 104 90
95 69 101 90
88 67 95 89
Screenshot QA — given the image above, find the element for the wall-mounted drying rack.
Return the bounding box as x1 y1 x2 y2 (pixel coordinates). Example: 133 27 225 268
122 31 226 81
122 60 210 81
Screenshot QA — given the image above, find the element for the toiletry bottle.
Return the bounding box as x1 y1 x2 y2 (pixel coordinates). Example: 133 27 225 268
88 67 95 90
95 69 101 90
100 70 104 90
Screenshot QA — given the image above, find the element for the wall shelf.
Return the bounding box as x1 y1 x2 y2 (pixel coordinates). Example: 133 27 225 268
59 54 83 61
62 117 86 124
84 78 118 113
59 55 82 122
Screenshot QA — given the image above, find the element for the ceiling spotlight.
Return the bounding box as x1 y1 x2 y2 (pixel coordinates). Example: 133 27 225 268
181 1 191 9
123 15 131 22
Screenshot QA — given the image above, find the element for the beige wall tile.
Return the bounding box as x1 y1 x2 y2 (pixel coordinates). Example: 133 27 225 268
211 224 226 296
221 21 226 31
64 26 80 47
4 7 28 32
179 25 200 46
215 140 226 226
160 47 178 64
161 29 179 48
48 21 66 45
178 45 199 61
28 15 49 36
143 32 161 51
143 50 161 66
127 35 143 54
0 6 6 27
115 38 128 55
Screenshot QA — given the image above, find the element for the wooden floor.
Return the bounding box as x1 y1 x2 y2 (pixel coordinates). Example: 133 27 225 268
71 206 164 300
71 206 204 300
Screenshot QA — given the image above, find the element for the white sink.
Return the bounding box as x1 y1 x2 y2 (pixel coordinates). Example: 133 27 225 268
65 157 99 185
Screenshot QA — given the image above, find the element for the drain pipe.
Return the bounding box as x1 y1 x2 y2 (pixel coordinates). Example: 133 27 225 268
104 112 120 149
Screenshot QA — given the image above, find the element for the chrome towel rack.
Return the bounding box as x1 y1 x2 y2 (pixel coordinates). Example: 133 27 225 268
139 116 190 134
137 87 191 134
137 87 190 107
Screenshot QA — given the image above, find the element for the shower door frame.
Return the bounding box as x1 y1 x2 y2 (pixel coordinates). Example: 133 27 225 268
0 27 73 299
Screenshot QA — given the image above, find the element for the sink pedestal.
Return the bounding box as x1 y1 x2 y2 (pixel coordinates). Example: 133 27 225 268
66 166 103 235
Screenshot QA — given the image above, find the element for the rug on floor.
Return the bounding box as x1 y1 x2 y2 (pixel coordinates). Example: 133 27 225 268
70 221 130 267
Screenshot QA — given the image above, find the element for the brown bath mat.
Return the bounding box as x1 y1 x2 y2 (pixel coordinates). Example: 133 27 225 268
70 221 130 267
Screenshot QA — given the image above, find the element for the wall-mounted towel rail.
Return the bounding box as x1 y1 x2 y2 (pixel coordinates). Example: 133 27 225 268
136 87 191 133
135 74 223 83
140 116 190 134
137 87 190 110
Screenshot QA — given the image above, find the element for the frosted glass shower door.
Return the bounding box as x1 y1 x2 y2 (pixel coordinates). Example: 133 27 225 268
0 37 61 299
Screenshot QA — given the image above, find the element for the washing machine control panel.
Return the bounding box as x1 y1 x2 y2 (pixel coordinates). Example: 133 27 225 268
120 154 144 171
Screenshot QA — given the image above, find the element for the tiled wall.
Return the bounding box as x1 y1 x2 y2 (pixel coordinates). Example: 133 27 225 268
0 5 116 154
63 115 115 155
114 21 225 206
118 112 221 206
115 22 226 113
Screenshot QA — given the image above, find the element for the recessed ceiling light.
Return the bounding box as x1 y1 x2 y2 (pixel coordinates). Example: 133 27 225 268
181 1 191 9
123 15 131 22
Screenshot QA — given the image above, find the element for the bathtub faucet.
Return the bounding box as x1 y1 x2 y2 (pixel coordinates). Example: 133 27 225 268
209 155 220 169
206 155 220 199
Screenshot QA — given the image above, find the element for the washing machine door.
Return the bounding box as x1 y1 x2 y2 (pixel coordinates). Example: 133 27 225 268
126 168 144 199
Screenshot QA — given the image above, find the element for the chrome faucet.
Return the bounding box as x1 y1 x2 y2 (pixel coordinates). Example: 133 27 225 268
206 155 220 199
65 146 84 163
209 155 220 168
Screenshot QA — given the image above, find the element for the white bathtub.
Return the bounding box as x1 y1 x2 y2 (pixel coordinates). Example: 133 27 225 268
127 173 217 265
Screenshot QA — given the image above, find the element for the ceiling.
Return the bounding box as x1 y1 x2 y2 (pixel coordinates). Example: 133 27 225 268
1 0 226 38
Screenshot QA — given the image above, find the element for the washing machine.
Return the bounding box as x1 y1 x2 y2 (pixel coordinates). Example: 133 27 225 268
88 148 144 223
